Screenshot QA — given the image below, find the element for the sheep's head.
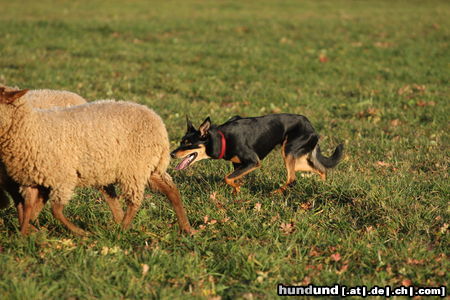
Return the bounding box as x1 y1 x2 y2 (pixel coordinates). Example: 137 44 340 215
0 88 29 137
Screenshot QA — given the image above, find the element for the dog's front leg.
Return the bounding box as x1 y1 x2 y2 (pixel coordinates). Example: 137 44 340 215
225 159 260 194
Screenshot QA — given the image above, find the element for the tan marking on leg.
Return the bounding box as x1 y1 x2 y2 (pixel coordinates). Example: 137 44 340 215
224 164 260 194
274 139 295 194
274 153 297 194
230 156 241 163
295 155 326 180
281 138 288 159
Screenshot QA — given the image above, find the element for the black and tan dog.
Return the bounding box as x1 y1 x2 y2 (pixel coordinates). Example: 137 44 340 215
171 114 343 194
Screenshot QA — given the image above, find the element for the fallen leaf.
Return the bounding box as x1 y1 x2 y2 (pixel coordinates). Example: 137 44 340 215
401 279 412 286
398 85 412 95
366 226 375 233
406 258 425 265
416 100 435 107
336 264 348 274
309 247 320 257
416 100 427 107
210 192 218 201
330 253 341 262
319 53 328 63
142 264 149 276
279 37 293 44
412 84 426 92
256 271 268 283
374 41 392 48
390 119 401 127
300 202 312 210
301 276 311 285
375 161 391 167
357 107 379 118
101 246 109 256
235 26 250 34
280 222 295 235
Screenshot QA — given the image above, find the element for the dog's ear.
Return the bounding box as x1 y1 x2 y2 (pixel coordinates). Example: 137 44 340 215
198 117 211 137
0 89 28 104
186 115 195 132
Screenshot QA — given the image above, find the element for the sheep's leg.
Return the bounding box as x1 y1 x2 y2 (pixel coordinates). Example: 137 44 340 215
31 187 50 221
20 187 40 235
51 202 87 236
101 185 124 224
121 202 140 230
16 202 24 228
0 189 10 209
150 173 191 234
4 180 25 226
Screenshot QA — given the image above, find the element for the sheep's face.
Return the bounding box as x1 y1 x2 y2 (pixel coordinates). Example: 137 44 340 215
0 88 29 137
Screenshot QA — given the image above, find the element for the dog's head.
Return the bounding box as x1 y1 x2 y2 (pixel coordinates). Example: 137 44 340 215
171 116 213 170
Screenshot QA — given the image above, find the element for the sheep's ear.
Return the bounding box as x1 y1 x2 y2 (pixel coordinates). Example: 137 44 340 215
0 89 29 104
198 117 211 137
186 115 195 132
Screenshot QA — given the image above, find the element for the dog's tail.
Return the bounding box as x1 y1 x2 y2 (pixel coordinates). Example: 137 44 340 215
309 143 344 173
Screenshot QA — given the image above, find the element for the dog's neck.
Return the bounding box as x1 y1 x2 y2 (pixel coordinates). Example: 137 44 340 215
206 126 226 159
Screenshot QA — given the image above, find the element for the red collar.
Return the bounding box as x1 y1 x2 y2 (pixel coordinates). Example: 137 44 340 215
217 130 226 159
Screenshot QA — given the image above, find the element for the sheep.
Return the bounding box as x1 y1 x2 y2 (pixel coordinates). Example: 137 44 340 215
0 87 127 235
0 86 88 234
0 88 191 235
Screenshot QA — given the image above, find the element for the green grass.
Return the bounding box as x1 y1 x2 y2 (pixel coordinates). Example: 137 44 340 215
0 0 449 298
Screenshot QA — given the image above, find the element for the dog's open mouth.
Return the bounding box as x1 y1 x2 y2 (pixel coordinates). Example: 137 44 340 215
175 152 198 170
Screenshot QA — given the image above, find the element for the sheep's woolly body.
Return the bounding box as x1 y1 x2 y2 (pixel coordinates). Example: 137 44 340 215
21 89 87 108
0 99 170 206
0 88 87 208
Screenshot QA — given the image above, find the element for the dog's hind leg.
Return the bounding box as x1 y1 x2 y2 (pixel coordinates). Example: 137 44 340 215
285 132 325 181
149 173 191 233
101 185 124 224
294 154 326 180
274 140 297 194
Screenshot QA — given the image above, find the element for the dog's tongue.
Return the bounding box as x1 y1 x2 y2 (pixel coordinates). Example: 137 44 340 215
175 156 193 170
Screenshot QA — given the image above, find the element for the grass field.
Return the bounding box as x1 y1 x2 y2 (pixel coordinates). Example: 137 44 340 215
0 0 449 298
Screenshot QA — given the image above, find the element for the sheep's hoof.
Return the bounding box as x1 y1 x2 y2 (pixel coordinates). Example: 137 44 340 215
70 228 89 236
